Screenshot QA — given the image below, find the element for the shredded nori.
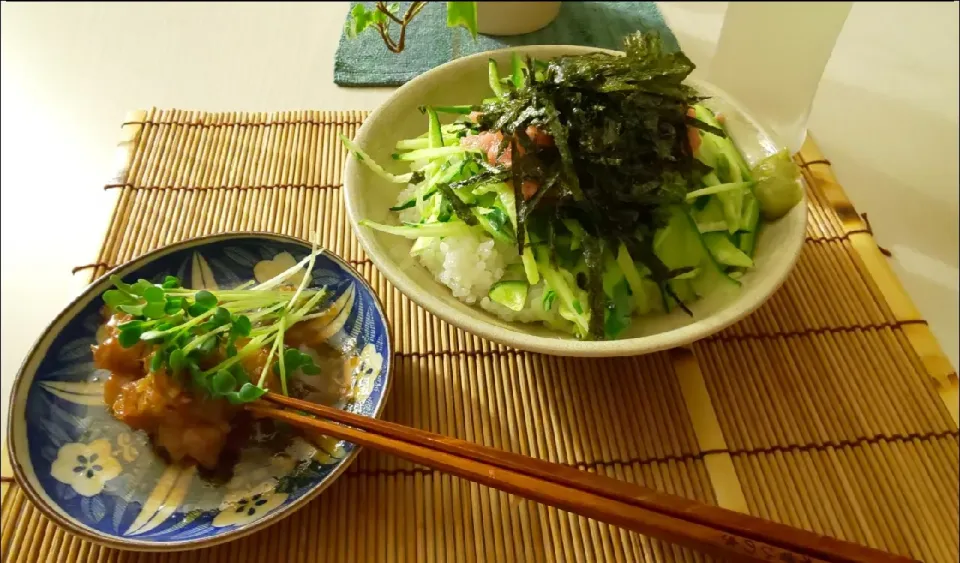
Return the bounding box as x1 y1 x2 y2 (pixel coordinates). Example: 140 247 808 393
476 32 706 339
436 182 478 226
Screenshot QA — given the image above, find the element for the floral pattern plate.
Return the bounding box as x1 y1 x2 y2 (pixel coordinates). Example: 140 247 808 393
6 233 392 551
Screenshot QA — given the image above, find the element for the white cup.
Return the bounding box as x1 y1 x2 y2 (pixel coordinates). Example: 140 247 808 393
476 1 562 37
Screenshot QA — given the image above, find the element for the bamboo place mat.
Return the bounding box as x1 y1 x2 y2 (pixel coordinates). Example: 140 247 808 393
2 109 958 563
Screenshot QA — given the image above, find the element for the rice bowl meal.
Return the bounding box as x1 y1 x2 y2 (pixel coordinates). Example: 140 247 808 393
342 33 804 341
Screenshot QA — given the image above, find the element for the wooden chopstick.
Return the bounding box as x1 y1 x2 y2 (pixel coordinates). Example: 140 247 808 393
249 402 793 562
250 393 916 563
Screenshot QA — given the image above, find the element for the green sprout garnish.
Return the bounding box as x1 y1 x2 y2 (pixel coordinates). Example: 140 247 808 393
102 244 327 405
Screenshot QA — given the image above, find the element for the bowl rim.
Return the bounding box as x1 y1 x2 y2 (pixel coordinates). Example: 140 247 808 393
343 44 808 357
5 231 395 552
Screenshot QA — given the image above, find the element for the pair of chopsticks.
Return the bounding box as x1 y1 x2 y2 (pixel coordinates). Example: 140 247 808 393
249 394 916 563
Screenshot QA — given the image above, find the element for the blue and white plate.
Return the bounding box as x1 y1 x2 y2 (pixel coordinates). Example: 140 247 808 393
6 233 392 551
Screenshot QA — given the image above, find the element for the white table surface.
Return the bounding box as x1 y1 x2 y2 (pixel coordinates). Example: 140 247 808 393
2 2 957 440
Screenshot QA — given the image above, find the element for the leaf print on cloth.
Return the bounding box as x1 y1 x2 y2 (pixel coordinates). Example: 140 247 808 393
50 439 122 497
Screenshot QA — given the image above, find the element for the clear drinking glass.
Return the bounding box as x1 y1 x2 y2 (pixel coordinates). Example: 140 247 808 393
708 2 853 154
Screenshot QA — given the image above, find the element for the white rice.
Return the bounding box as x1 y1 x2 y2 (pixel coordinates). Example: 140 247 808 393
414 232 508 304
394 184 565 328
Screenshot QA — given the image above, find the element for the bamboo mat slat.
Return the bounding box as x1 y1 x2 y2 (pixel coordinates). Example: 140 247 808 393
2 109 957 563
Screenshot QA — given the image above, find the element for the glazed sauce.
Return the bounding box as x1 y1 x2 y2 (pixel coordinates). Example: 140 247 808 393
92 311 353 471
94 314 238 469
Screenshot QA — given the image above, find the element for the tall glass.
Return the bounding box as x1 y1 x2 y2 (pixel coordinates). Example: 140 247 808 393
708 2 853 154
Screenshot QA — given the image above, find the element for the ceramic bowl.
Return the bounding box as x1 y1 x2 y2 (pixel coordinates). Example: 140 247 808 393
343 45 807 357
6 233 392 551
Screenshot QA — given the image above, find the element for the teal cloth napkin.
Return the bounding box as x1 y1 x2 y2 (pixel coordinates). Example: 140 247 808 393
334 2 679 87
